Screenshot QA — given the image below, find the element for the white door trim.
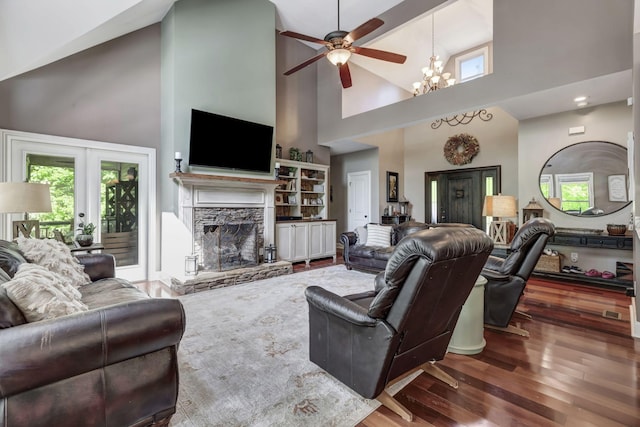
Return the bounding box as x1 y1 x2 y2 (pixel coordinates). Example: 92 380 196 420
0 128 156 281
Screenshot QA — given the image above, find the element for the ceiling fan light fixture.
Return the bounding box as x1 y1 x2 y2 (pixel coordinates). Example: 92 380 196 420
327 48 352 66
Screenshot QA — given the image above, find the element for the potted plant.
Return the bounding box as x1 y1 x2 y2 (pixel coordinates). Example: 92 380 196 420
76 222 96 247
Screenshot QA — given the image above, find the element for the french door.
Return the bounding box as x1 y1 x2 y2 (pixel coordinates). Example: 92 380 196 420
2 130 155 281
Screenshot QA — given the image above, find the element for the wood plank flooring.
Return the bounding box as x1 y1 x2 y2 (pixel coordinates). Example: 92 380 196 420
135 256 639 426
358 277 639 426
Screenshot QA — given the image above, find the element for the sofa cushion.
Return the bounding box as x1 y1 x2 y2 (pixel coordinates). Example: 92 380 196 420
80 277 149 309
17 237 91 288
366 224 392 247
0 286 27 328
1 263 89 322
0 240 27 278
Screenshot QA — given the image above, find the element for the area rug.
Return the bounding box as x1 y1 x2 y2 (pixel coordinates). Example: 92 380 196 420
170 265 413 427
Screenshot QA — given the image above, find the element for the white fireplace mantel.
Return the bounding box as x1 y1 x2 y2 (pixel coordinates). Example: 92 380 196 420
170 172 285 246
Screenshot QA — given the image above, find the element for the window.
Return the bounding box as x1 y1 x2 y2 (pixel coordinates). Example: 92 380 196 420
554 172 594 213
455 46 489 83
539 174 553 198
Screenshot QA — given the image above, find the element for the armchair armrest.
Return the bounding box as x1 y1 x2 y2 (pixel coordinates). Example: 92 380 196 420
340 231 357 247
305 285 377 327
75 253 116 281
0 298 185 398
481 268 511 282
484 255 506 272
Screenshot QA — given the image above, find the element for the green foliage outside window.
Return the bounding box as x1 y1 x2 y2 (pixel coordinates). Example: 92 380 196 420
560 182 590 213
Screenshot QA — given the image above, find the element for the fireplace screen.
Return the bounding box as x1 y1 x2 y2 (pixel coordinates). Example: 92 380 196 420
202 223 259 271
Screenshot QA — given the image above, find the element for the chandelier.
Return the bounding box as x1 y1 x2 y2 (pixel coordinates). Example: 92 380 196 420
412 13 455 96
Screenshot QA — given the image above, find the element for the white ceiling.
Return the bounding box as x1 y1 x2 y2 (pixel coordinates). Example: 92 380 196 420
0 0 632 125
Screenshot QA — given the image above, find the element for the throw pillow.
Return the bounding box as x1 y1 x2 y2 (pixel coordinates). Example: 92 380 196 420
365 224 392 247
354 226 368 245
2 263 88 322
16 237 91 288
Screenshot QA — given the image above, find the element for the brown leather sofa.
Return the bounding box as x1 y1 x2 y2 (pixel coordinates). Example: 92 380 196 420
340 221 430 273
340 221 472 273
0 239 186 427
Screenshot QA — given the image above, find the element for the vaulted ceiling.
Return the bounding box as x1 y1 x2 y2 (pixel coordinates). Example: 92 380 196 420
0 0 632 121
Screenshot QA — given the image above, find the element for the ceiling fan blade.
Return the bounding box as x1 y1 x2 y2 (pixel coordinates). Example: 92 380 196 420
353 46 407 64
339 63 352 88
280 30 327 45
283 52 328 75
344 18 384 44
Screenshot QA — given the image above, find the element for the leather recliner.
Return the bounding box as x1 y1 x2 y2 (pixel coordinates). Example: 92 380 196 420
482 217 556 336
305 226 494 421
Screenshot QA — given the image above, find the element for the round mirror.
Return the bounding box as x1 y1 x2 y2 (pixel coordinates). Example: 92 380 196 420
539 141 630 216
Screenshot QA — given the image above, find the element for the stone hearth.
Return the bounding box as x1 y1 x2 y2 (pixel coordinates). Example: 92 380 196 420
170 261 292 295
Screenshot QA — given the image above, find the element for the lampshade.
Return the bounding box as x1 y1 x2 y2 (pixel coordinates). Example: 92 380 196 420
327 48 352 66
482 195 517 218
549 197 562 209
0 182 52 213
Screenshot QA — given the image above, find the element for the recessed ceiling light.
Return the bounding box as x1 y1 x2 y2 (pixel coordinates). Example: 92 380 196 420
574 96 587 103
576 101 588 107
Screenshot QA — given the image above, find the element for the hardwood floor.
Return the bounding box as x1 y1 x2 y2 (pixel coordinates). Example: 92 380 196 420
359 277 638 427
134 255 639 426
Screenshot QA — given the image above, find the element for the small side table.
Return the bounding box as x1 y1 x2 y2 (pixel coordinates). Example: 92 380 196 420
70 243 105 254
448 275 488 355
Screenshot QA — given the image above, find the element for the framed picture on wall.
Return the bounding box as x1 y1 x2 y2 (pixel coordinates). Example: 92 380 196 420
608 174 627 202
387 171 399 202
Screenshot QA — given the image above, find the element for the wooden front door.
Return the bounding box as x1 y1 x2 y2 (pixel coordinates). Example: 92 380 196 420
425 166 501 229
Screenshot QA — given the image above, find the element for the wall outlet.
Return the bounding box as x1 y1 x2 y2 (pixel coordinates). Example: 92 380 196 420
570 252 578 262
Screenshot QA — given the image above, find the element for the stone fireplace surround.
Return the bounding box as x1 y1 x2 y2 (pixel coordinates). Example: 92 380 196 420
169 172 292 294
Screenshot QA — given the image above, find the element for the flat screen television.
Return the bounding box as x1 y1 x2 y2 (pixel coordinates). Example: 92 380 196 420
188 109 274 173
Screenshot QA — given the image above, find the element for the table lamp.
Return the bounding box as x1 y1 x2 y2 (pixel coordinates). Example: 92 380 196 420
0 182 52 239
482 194 517 244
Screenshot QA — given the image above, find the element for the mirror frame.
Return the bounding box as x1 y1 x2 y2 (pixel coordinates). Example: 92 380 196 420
539 140 631 217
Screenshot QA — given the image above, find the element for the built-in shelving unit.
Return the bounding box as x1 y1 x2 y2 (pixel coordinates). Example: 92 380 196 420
275 159 328 220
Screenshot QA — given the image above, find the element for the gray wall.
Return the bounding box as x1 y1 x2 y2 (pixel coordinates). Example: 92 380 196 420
330 148 379 235
0 24 161 149
161 0 276 212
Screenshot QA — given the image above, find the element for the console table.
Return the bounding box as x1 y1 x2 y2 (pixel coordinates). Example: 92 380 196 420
533 231 633 291
381 214 410 225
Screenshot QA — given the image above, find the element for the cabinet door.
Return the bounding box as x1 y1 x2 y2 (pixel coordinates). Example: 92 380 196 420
322 221 336 256
309 222 324 259
291 223 309 261
276 224 294 261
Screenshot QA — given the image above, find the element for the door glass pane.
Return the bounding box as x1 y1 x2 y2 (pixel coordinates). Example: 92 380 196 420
484 176 495 232
101 161 139 267
27 154 75 242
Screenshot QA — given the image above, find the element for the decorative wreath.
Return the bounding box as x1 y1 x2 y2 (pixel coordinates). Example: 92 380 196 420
443 133 480 166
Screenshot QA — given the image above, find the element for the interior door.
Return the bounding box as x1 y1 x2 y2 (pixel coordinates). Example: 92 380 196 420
6 132 153 281
425 166 501 229
348 171 371 231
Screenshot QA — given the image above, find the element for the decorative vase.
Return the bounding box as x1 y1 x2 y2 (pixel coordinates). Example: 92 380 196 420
76 234 94 247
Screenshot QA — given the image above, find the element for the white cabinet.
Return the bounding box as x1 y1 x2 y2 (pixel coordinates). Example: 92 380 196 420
277 220 336 265
309 221 336 260
276 222 309 262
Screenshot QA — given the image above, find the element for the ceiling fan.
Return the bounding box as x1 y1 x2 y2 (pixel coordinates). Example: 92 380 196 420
280 0 407 89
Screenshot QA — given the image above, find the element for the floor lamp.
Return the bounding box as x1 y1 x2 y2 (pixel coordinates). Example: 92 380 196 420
482 194 517 245
0 182 52 239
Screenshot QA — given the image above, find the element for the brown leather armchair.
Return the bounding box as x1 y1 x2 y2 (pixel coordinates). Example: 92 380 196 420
483 217 556 336
305 226 493 421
